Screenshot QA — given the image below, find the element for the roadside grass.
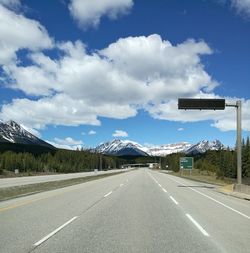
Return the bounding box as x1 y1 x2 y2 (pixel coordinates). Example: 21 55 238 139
0 171 125 201
161 169 235 186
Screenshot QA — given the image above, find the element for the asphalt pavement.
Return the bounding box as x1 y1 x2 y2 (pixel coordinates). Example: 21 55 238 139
0 169 129 188
0 168 249 253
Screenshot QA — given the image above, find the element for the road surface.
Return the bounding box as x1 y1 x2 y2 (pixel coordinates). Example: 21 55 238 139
0 168 249 253
0 169 129 188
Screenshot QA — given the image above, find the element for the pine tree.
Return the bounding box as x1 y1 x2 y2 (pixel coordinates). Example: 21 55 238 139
245 137 250 177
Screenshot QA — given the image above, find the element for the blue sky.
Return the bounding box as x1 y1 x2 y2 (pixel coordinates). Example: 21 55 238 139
0 0 249 149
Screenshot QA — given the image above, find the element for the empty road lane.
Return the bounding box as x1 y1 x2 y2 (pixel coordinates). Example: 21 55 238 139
0 169 249 253
0 169 129 188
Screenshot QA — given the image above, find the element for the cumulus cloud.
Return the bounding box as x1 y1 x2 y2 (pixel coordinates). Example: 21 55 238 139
54 137 83 145
69 0 133 29
112 130 128 137
1 30 249 132
178 128 184 131
88 130 96 135
47 137 83 150
0 35 218 128
147 95 250 131
0 94 101 128
0 4 53 66
231 0 250 17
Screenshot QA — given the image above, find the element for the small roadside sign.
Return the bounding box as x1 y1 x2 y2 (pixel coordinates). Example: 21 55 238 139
180 157 193 170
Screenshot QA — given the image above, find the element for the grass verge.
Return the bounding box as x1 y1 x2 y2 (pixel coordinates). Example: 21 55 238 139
0 171 124 202
161 170 234 186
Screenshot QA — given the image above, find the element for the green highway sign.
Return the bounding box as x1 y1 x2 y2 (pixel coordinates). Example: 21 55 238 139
180 157 193 170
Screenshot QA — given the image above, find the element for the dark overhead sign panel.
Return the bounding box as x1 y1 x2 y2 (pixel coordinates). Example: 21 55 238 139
178 98 225 110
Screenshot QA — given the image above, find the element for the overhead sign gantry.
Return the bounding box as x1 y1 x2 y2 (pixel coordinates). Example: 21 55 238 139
178 98 242 184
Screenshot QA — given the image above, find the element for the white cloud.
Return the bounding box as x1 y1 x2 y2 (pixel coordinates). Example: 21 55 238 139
112 130 128 137
88 130 96 135
69 0 133 29
147 95 250 131
178 128 184 131
54 137 83 145
0 4 53 65
1 35 216 127
47 137 83 150
1 31 249 132
0 0 20 9
231 0 250 17
0 94 101 128
100 35 217 100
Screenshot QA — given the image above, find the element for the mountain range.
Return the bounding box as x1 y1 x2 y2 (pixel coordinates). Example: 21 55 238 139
0 120 225 156
95 139 225 156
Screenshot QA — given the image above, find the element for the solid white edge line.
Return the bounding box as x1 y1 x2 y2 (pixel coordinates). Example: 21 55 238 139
34 216 78 246
167 176 250 220
158 184 162 188
120 183 124 187
170 196 179 205
186 213 210 237
162 188 168 193
104 191 112 197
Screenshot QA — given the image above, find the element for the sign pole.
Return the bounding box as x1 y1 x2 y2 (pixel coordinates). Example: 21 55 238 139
178 98 243 185
236 100 242 184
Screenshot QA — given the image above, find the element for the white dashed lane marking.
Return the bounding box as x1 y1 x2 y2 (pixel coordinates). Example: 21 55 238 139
170 196 179 205
104 191 112 198
34 216 78 247
186 214 210 237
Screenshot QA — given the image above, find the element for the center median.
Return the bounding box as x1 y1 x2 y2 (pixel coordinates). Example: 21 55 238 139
0 170 130 202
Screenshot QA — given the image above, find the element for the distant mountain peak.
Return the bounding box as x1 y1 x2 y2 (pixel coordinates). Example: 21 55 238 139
6 120 19 125
0 120 54 148
95 139 148 156
6 120 21 129
185 139 224 155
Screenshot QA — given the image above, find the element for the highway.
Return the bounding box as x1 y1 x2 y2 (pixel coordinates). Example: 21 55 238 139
0 169 129 188
0 168 249 253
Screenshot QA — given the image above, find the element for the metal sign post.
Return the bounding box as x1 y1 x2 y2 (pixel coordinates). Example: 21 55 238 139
226 101 242 184
236 101 242 185
178 98 242 184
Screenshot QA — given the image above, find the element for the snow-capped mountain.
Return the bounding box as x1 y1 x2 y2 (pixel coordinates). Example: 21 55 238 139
146 142 192 156
185 140 225 155
94 139 225 156
0 120 54 148
95 139 148 156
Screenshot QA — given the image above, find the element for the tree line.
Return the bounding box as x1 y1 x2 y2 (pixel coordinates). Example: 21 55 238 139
0 149 128 174
160 137 250 179
0 137 249 178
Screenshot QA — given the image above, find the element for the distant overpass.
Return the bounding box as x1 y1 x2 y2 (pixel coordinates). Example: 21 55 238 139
122 163 160 169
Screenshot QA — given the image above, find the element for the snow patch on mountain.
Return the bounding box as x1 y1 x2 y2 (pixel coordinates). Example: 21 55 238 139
95 139 148 156
95 139 225 156
185 140 225 155
147 142 192 156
